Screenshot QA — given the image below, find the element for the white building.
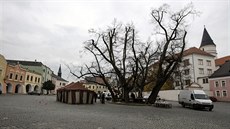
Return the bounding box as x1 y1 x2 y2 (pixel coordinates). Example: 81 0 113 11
51 65 68 94
174 27 217 96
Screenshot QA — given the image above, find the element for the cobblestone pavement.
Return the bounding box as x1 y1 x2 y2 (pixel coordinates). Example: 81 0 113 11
0 94 230 129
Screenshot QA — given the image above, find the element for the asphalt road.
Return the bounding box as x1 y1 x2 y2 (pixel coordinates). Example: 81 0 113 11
0 94 230 129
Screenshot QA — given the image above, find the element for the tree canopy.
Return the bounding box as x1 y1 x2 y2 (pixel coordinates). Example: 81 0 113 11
70 3 198 103
42 80 55 94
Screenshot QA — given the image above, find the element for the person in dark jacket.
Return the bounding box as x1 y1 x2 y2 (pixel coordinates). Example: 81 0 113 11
131 93 136 102
101 93 105 104
94 93 97 103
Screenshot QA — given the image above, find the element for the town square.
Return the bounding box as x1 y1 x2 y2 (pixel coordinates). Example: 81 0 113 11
0 0 230 129
0 94 230 129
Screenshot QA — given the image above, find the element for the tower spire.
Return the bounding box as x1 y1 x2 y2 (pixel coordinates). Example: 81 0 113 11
200 27 216 48
199 27 217 58
58 65 62 77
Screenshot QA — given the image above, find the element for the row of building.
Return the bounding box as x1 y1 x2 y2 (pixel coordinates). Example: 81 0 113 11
0 55 109 95
0 56 68 94
173 27 230 101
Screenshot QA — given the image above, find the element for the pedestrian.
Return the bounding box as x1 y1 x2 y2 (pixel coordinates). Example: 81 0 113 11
94 93 97 103
101 93 105 104
131 93 135 102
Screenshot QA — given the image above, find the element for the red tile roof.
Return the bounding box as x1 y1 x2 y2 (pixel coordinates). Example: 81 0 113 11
215 55 230 67
183 47 215 57
57 82 89 91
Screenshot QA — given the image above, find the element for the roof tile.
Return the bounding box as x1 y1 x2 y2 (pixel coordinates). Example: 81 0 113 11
183 47 215 57
215 55 230 67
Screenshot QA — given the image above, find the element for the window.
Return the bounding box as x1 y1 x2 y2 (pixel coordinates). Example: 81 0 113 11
15 74 18 80
89 86 91 89
223 91 227 97
185 80 190 85
203 78 208 84
215 81 219 87
9 73 13 79
216 91 220 97
35 77 37 82
63 83 66 86
199 68 204 74
175 81 180 86
184 69 189 75
221 81 226 87
20 76 23 81
183 59 190 67
60 83 61 86
38 78 40 83
207 69 212 75
207 60 211 66
27 75 30 81
30 76 33 82
198 59 203 65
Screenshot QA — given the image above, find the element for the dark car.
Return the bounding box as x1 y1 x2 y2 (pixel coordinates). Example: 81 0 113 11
105 94 112 101
28 91 41 95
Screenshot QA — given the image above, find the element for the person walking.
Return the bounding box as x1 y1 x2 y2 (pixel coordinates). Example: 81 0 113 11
101 93 105 104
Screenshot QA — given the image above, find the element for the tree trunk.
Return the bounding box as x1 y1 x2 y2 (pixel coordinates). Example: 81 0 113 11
107 86 117 102
123 88 130 103
148 79 164 104
138 89 143 98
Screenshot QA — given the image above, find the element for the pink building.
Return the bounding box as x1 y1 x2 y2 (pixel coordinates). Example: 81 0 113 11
209 60 230 101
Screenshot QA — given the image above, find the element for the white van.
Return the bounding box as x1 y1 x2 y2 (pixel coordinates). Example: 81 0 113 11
178 90 214 111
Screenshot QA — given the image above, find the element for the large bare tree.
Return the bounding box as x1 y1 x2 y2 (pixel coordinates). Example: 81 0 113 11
71 21 158 103
147 4 198 104
70 3 198 104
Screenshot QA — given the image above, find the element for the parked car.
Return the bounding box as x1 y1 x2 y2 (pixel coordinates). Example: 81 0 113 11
28 91 41 95
105 94 112 101
103 91 112 101
143 94 160 102
209 96 217 102
178 90 213 111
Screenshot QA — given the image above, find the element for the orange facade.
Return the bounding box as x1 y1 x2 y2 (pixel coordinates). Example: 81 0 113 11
4 64 26 94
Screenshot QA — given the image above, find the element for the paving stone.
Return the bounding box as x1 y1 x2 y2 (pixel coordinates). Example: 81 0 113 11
0 94 229 129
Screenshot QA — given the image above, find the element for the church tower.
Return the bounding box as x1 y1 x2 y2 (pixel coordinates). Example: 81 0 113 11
199 27 217 58
58 65 62 78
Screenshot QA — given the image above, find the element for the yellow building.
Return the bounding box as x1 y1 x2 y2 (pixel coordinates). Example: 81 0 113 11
81 77 109 94
0 54 7 93
83 83 108 93
24 69 42 93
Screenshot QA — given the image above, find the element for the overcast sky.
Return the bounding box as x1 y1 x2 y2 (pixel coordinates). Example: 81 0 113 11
0 0 229 82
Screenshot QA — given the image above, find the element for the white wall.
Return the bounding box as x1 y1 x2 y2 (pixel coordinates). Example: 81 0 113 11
143 90 181 101
200 45 217 57
158 90 181 101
